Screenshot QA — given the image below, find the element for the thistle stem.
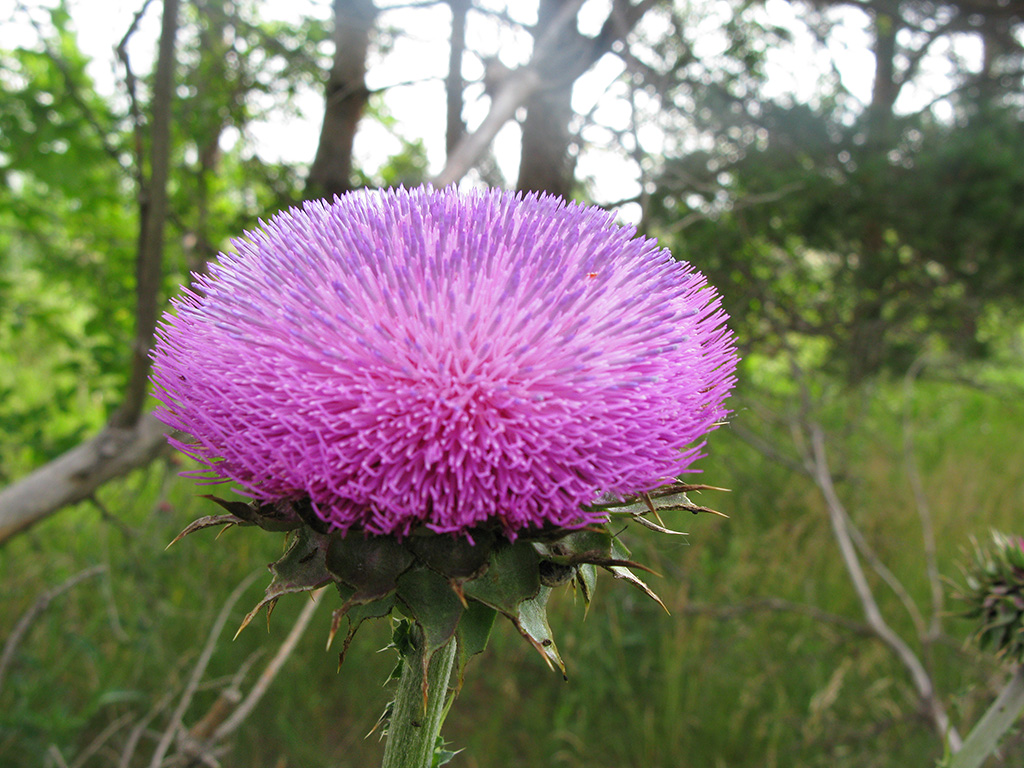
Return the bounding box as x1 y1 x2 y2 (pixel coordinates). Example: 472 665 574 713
381 637 457 768
948 664 1024 768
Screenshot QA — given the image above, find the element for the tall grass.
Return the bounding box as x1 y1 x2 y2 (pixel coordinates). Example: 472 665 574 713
1 374 1022 767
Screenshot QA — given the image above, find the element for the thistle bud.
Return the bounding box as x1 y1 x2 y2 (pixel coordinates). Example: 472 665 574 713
955 531 1024 663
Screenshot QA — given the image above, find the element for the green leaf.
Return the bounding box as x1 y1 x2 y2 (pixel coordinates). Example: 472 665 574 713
575 563 597 608
405 528 497 581
328 590 397 665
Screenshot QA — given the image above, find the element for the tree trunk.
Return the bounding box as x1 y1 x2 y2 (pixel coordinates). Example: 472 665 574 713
516 0 578 197
306 0 377 200
516 0 657 198
110 0 180 428
445 0 469 157
849 1 901 380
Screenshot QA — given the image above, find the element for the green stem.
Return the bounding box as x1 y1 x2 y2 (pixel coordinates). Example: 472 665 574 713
381 637 457 768
948 664 1024 768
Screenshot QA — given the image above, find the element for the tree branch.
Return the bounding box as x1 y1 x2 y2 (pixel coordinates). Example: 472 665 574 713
903 356 945 640
210 588 325 741
445 0 469 156
0 414 173 545
433 0 655 187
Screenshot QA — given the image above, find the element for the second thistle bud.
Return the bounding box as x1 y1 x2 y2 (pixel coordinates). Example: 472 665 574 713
955 530 1024 663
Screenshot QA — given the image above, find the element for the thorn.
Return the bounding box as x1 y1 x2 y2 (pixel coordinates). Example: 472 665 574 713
326 610 342 651
265 597 278 631
641 492 657 516
234 604 261 640
449 580 468 608
696 507 729 519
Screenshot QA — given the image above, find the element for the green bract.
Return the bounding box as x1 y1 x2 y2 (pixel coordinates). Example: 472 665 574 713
170 483 721 691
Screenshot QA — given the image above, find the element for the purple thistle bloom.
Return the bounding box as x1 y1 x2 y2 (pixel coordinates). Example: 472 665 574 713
151 187 737 537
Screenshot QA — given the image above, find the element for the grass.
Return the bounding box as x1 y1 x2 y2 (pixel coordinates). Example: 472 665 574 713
2 372 1023 767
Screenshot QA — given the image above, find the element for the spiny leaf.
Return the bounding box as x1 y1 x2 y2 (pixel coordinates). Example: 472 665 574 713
462 541 542 616
235 526 332 637
630 513 689 536
514 586 566 676
395 566 466 708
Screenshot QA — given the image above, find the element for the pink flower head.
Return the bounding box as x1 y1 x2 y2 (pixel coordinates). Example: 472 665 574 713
151 187 737 537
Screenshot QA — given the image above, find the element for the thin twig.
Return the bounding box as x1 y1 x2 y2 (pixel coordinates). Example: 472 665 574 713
70 712 134 768
0 566 106 695
46 744 70 768
431 0 587 186
112 0 181 427
682 597 875 637
808 422 962 751
839 502 930 643
115 0 158 189
728 419 809 475
118 691 176 768
211 587 326 741
99 530 132 644
148 569 263 768
91 494 136 540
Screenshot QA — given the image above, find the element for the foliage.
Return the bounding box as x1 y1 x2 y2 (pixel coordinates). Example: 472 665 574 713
626 0 1024 380
0 1 324 474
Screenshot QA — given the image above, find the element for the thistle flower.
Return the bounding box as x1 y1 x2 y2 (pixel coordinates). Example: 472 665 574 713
151 186 737 538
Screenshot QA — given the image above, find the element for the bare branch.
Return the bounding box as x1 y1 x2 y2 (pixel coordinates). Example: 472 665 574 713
838 498 929 642
69 712 134 768
0 566 106 695
307 0 378 199
115 0 159 195
118 691 177 768
432 66 543 187
46 744 70 768
807 422 962 751
433 0 658 186
0 413 173 545
682 597 875 637
445 0 470 155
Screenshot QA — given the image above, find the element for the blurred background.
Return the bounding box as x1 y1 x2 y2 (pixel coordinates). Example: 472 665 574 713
1 0 1023 766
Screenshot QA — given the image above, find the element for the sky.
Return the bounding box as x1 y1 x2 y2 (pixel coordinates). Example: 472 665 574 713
1 0 985 219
